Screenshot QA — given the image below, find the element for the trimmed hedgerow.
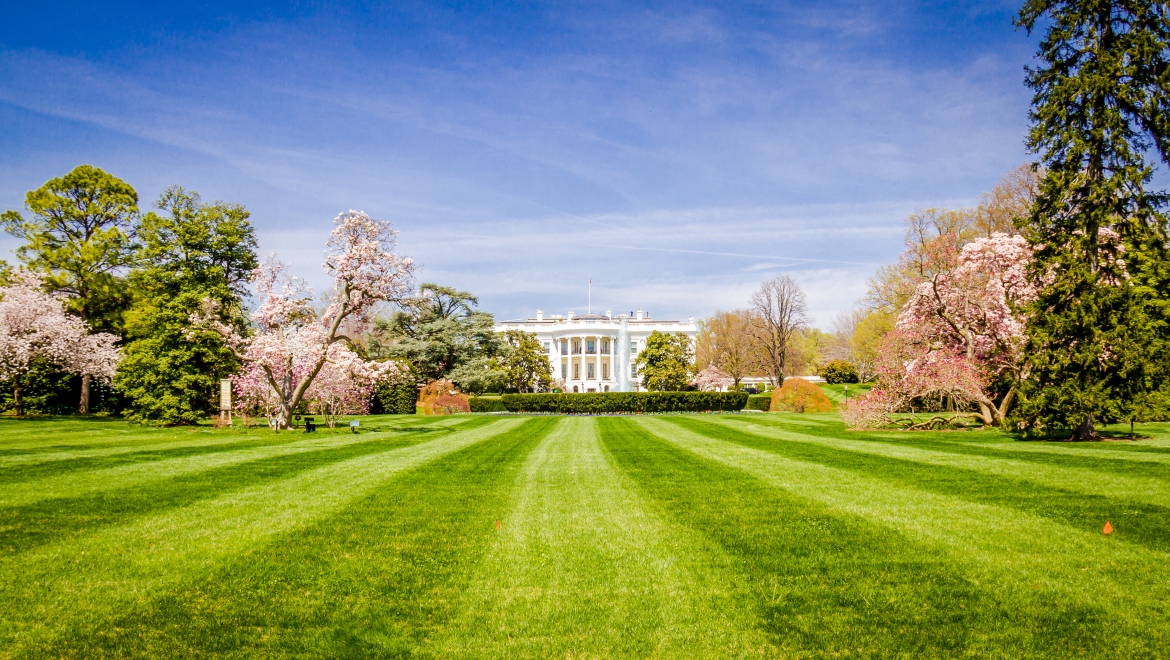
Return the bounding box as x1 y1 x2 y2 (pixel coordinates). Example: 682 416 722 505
469 396 507 413
375 382 418 415
746 394 772 412
500 391 748 414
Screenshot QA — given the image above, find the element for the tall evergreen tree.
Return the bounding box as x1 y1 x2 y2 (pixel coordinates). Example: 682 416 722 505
114 187 257 425
1015 0 1170 439
1 165 139 413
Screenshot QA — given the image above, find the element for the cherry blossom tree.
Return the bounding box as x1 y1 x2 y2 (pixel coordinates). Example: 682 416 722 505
841 233 1035 429
0 273 120 415
206 211 414 428
305 344 396 427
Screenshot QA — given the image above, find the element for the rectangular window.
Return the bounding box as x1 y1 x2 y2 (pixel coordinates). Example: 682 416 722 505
543 341 551 353
586 340 596 354
631 343 638 354
573 363 580 379
572 340 581 355
601 338 610 354
602 363 609 379
561 340 568 354
587 363 595 379
561 363 566 378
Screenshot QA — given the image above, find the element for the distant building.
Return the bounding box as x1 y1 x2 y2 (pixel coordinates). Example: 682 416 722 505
494 309 698 392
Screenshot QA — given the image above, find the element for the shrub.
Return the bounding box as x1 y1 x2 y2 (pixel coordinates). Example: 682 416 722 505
501 391 748 414
374 382 418 415
746 394 772 411
432 394 470 415
469 396 506 413
820 360 860 384
772 379 834 413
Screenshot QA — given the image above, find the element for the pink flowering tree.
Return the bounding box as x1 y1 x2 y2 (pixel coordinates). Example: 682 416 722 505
841 233 1035 429
305 344 396 427
207 211 414 428
690 365 734 392
0 273 121 415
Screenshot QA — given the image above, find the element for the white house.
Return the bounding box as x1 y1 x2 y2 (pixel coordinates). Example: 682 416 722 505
494 309 699 393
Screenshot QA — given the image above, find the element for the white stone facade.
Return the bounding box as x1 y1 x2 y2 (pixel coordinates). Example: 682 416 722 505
494 309 699 393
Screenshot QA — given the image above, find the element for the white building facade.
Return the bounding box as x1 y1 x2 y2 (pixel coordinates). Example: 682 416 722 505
494 309 699 393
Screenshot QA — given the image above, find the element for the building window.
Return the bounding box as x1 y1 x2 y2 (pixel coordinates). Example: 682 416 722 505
602 363 609 380
601 338 610 354
631 343 638 354
561 340 568 354
587 363 595 379
604 385 610 392
543 341 551 353
573 363 580 379
561 363 566 378
572 339 581 355
573 385 579 393
586 340 596 354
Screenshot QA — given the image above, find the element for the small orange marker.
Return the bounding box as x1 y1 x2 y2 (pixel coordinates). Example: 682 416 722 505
1103 521 1113 535
495 520 501 530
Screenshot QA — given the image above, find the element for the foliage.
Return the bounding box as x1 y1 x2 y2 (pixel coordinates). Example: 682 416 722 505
114 188 257 425
690 365 733 392
745 393 772 411
849 309 894 382
0 273 121 416
750 275 810 385
634 331 695 391
203 211 414 428
1014 0 1170 439
500 391 748 413
1 165 139 413
0 357 76 415
372 283 503 388
305 347 389 427
498 329 554 393
771 379 834 413
469 395 507 413
820 360 859 384
417 380 468 415
791 327 833 376
694 309 758 387
375 382 419 415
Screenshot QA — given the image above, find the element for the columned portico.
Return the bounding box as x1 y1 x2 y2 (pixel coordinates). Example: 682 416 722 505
495 309 698 393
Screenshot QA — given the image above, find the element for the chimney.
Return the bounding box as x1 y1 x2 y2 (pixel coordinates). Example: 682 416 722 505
567 311 574 321
605 309 612 319
536 309 543 321
635 309 644 320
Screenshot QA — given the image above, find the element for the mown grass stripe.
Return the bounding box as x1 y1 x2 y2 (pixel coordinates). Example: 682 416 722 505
0 417 487 511
711 416 1170 508
0 417 525 655
437 416 770 658
635 417 1170 656
688 416 1170 556
601 417 1107 657
34 417 560 658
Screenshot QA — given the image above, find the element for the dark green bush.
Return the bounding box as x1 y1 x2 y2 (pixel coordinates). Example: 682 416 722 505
375 382 418 415
820 360 860 384
746 394 772 411
500 391 748 414
469 396 506 413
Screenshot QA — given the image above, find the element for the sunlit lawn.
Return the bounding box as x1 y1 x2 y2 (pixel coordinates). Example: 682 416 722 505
1 412 1168 658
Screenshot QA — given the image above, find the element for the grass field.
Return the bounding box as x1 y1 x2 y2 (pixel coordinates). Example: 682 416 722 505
2 413 1169 658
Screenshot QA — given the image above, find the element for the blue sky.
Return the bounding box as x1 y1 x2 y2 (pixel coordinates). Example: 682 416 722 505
0 1 1037 326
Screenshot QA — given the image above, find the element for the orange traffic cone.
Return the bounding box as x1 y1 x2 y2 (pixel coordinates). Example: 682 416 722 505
1103 521 1113 535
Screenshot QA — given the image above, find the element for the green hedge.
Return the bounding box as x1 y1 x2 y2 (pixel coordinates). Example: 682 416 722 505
469 396 507 413
375 382 418 415
746 394 772 412
500 392 748 414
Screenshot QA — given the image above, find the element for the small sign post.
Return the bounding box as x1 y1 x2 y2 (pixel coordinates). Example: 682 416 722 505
350 420 360 434
219 378 232 426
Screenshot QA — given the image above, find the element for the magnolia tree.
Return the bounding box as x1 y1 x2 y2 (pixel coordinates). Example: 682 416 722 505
207 211 414 428
0 273 120 415
841 233 1035 429
690 366 734 392
305 343 393 427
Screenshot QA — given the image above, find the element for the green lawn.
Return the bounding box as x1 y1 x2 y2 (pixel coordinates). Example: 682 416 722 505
2 413 1169 658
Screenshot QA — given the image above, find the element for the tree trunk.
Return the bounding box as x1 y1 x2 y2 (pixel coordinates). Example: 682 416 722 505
1071 413 1099 441
13 375 23 417
79 374 91 415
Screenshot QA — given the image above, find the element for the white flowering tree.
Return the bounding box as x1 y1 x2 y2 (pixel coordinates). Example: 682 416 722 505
207 211 414 428
0 273 121 415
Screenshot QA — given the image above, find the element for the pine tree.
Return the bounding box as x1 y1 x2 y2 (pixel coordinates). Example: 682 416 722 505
1015 0 1170 439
